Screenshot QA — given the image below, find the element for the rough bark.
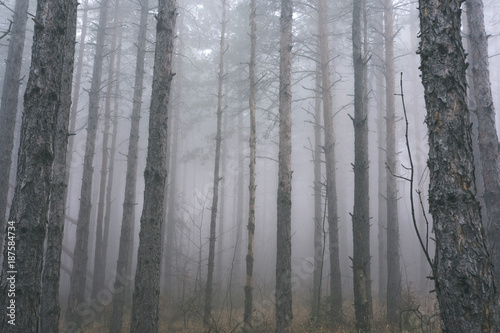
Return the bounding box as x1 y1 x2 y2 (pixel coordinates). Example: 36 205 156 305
0 0 29 252
384 0 401 323
466 0 500 287
40 1 78 332
204 0 227 327
0 0 75 331
276 0 293 331
129 0 177 332
352 0 372 330
244 0 257 330
92 0 122 300
418 0 497 331
110 1 149 331
66 0 109 329
318 0 342 322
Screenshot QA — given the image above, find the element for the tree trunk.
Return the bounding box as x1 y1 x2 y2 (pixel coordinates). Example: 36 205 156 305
311 59 323 322
276 0 293 331
40 1 78 332
384 0 401 324
372 0 387 303
352 0 372 330
244 0 257 330
65 0 89 194
418 0 497 331
66 0 109 329
466 0 500 287
204 0 227 327
317 0 342 322
0 0 76 331
102 21 124 305
0 0 29 252
163 16 183 299
110 1 149 331
129 0 177 331
92 0 122 300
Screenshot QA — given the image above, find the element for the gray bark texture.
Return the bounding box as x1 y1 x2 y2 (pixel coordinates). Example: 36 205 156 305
317 0 342 322
384 0 401 323
244 0 257 330
352 0 372 331
466 0 500 287
204 0 226 327
66 0 109 329
40 1 78 332
0 0 76 331
0 0 29 252
110 1 149 331
276 0 293 331
418 0 498 331
129 0 177 332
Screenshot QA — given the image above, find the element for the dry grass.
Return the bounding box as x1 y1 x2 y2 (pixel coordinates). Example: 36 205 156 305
72 289 440 332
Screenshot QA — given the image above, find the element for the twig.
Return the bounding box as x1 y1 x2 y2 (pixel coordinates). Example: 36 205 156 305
398 72 435 278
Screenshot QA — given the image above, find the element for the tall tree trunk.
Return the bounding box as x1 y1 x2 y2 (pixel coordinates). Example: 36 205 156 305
163 16 184 299
110 0 149 331
103 22 124 302
129 0 177 331
0 0 29 252
92 0 122 300
384 0 401 323
0 0 76 331
66 0 89 195
244 0 257 330
418 0 497 331
466 0 500 286
276 0 293 331
317 0 342 322
40 1 78 332
204 0 227 327
372 1 387 303
352 0 372 330
66 0 109 329
311 59 323 322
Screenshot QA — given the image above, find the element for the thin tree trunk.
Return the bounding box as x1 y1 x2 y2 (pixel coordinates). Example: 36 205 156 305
129 0 177 331
102 21 124 303
311 58 323 322
0 0 29 252
66 0 109 329
244 0 257 330
110 1 149 331
66 0 89 194
384 0 401 324
352 0 372 330
93 0 122 300
0 0 76 331
276 0 293 331
466 0 500 287
204 0 227 327
373 3 387 303
163 16 184 299
418 0 497 330
40 1 78 332
317 0 342 322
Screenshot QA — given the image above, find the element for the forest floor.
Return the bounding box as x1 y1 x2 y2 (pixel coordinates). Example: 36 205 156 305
74 288 440 332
